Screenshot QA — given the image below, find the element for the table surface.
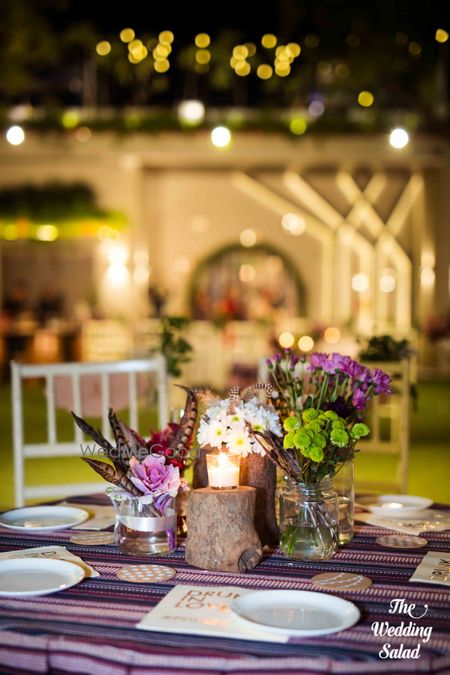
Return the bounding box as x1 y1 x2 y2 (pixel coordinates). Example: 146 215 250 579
0 494 449 675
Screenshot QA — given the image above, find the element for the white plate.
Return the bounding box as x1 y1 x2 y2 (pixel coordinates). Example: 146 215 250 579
231 590 360 637
357 494 433 518
0 558 85 597
0 506 89 531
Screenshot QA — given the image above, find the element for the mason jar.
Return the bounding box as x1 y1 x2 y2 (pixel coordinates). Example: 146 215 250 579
108 489 177 556
279 478 339 561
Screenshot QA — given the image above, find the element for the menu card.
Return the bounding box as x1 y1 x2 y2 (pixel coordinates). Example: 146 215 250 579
137 584 288 643
409 551 450 587
0 545 99 577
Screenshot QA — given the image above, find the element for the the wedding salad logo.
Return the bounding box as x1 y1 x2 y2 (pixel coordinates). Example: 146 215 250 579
372 598 433 659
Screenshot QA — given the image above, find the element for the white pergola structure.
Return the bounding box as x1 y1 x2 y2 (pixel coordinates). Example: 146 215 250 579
232 167 424 335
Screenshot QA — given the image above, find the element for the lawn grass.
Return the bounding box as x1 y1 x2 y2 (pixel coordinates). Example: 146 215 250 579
0 379 449 509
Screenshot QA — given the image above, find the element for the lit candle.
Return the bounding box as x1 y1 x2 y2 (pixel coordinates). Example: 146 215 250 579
206 452 240 489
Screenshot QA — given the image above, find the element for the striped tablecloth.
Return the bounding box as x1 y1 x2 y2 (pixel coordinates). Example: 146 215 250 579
0 494 449 675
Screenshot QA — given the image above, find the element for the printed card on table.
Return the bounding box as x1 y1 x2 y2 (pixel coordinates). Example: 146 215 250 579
137 584 288 643
409 551 450 587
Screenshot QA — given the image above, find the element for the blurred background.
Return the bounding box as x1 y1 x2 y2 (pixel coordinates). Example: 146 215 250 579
0 0 448 506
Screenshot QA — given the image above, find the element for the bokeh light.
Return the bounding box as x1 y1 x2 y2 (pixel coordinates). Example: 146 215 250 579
240 229 257 247
298 335 314 352
279 331 294 348
211 126 231 147
351 273 370 292
6 125 25 145
389 127 409 149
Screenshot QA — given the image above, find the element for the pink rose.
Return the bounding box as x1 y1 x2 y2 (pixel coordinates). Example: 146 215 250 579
129 455 180 497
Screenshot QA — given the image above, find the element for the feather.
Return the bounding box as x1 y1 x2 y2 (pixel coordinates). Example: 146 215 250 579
252 429 301 482
241 382 273 401
71 411 115 455
171 385 202 453
117 421 147 455
81 458 159 516
107 408 134 470
81 457 143 496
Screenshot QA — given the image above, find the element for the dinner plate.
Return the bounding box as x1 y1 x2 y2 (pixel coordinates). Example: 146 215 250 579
231 590 360 637
0 558 85 597
0 506 89 531
356 494 433 519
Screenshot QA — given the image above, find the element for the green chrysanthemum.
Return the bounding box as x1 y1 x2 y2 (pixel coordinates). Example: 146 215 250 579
302 408 319 423
305 420 322 433
324 410 339 420
284 416 300 432
332 419 346 430
313 432 327 449
309 446 324 462
283 431 295 449
294 428 313 448
330 428 350 447
351 422 370 440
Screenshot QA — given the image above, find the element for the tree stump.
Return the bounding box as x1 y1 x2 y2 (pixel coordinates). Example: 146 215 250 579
185 487 262 572
240 453 279 548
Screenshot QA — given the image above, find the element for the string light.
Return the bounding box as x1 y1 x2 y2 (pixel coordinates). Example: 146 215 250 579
257 64 273 79
154 59 170 73
159 30 174 45
235 61 251 76
6 125 25 145
120 28 135 43
389 127 409 149
435 29 449 43
233 45 248 59
357 90 374 107
195 33 210 48
239 264 255 282
96 41 111 56
211 126 231 147
308 100 325 116
261 34 277 48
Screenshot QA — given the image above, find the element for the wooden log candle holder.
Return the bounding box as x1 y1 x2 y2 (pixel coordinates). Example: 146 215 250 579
185 487 262 572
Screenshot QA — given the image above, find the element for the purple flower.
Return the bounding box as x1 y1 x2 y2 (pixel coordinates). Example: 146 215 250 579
352 389 368 411
308 352 328 371
324 396 353 419
371 368 391 395
129 455 180 497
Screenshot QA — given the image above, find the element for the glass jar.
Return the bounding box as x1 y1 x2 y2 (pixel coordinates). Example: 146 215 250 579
279 478 339 561
108 489 177 556
333 458 355 545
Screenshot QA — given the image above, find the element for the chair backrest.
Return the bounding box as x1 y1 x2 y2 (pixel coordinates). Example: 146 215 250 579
257 357 410 493
11 356 168 507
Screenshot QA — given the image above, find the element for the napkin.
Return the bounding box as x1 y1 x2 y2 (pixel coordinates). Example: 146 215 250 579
137 584 288 643
355 510 450 535
409 551 450 587
0 545 99 577
58 501 115 530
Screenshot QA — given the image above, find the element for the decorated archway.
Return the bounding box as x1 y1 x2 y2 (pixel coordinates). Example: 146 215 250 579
188 243 306 321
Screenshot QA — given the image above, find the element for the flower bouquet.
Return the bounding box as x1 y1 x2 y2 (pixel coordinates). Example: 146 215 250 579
72 386 200 555
252 350 391 560
197 385 282 546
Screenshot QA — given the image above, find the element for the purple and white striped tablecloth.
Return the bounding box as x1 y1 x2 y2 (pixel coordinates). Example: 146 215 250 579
0 494 449 675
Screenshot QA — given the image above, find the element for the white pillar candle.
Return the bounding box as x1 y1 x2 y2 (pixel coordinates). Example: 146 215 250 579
206 452 240 489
